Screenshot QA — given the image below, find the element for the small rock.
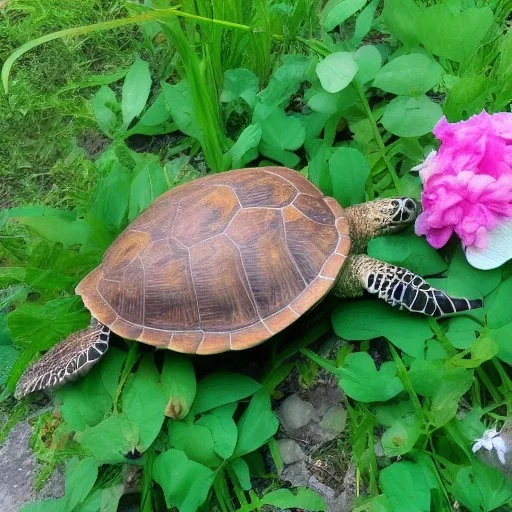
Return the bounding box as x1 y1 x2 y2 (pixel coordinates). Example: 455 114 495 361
305 384 344 417
277 439 305 465
319 405 347 434
281 460 310 487
278 394 318 432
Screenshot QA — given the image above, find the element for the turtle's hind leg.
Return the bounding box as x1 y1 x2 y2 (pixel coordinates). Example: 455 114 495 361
15 319 110 399
333 255 483 317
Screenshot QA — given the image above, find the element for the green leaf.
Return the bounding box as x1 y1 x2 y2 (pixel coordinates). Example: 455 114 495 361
444 74 488 121
191 372 261 415
316 52 358 93
380 461 430 512
332 300 432 358
373 54 443 96
228 124 262 169
162 80 203 142
329 147 370 207
233 389 279 457
449 331 498 369
58 347 127 431
261 487 326 511
382 0 421 47
254 104 305 151
128 92 175 137
221 68 259 108
153 449 215 512
0 345 18 388
196 405 238 460
229 458 252 491
128 158 169 221
92 85 119 138
353 495 394 512
485 277 512 364
350 0 380 47
168 421 221 468
162 353 196 420
375 399 421 456
368 233 448 276
321 0 367 32
122 56 152 129
417 5 494 63
443 316 482 350
336 352 404 402
381 95 443 137
409 360 473 427
122 354 167 452
354 45 382 85
258 55 315 107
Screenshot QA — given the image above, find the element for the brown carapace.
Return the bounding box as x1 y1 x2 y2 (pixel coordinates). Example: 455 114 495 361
76 167 350 354
15 166 483 398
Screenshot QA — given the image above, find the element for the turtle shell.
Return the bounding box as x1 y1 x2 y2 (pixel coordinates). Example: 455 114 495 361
76 167 351 354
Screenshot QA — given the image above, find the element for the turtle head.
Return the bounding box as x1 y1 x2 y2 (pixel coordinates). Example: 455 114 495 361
345 197 421 253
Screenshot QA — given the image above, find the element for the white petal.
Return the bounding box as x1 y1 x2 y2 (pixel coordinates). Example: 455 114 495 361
465 219 512 270
482 438 494 450
497 448 507 465
472 441 483 453
486 428 499 439
492 437 507 453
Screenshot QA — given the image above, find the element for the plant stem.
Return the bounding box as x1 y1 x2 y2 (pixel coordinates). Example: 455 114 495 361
352 82 402 193
476 366 502 404
428 318 456 356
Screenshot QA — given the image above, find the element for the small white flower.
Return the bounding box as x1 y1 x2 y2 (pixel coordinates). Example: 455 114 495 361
472 428 508 464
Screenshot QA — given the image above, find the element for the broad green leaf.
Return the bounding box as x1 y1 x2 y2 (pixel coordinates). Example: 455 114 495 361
329 147 370 206
353 495 394 512
382 0 421 47
306 139 333 196
128 158 169 221
122 57 152 129
58 347 127 431
332 300 432 358
316 52 358 93
233 389 279 457
449 331 498 369
350 0 380 47
191 372 261 415
258 55 315 107
89 161 131 233
92 85 119 138
162 353 196 420
376 399 421 456
485 277 512 364
368 233 448 276
128 92 175 137
221 68 259 108
336 352 404 402
443 316 482 350
354 45 382 85
153 449 215 512
261 487 326 511
75 413 135 464
381 95 443 137
162 80 203 142
168 421 221 468
0 345 18 388
229 458 252 491
254 104 305 151
321 0 367 32
444 74 488 121
122 354 167 452
417 5 494 63
380 461 430 512
373 54 443 96
196 406 238 460
409 360 473 427
228 124 262 169
451 460 512 512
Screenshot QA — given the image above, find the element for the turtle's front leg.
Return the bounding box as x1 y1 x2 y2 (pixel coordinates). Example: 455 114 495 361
15 319 110 399
333 255 483 317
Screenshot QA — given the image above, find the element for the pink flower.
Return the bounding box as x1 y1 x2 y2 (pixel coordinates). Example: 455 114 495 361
414 111 512 264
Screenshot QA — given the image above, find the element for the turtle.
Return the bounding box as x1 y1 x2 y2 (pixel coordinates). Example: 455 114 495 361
15 166 483 398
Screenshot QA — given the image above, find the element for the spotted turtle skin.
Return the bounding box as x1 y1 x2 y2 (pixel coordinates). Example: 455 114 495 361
76 167 351 354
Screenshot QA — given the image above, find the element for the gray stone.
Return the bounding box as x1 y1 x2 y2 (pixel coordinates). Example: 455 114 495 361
278 394 318 432
0 421 65 512
319 405 347 434
280 460 310 487
277 438 305 465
